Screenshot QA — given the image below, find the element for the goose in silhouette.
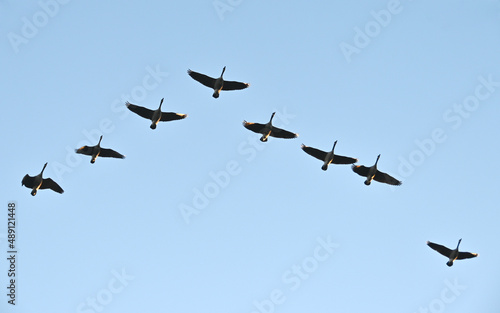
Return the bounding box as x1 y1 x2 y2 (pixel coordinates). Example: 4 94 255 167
427 239 478 267
243 112 298 142
187 66 249 98
22 163 64 196
351 154 401 186
76 135 125 163
126 98 187 129
301 141 358 170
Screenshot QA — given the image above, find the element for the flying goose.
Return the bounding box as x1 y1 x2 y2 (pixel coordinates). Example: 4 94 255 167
187 66 249 98
22 162 64 196
351 154 401 186
243 112 298 142
427 239 478 267
126 98 187 129
301 141 358 171
76 135 125 163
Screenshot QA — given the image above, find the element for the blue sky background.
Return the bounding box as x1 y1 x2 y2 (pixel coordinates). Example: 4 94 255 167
1 0 500 312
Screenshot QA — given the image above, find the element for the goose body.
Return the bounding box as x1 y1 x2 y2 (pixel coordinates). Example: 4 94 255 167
188 66 249 98
301 141 358 171
243 112 298 142
352 154 401 186
126 98 187 129
427 239 478 267
22 163 64 196
76 135 125 163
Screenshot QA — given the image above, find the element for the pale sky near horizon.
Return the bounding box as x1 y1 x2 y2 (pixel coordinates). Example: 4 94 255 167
1 1 500 312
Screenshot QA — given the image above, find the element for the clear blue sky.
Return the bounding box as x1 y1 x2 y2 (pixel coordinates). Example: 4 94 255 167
1 0 500 312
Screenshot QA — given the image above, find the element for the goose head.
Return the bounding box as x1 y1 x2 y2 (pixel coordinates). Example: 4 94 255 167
97 135 103 147
456 238 462 250
159 98 164 110
220 66 226 78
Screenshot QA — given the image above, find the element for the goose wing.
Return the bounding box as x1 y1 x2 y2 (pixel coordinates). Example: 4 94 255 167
126 102 154 119
270 127 298 139
332 154 358 165
352 165 370 177
222 80 250 91
301 145 327 161
75 145 95 156
21 174 36 188
160 112 188 122
187 70 216 88
457 251 478 260
99 148 125 159
374 170 402 186
243 121 266 134
40 178 64 194
427 241 452 257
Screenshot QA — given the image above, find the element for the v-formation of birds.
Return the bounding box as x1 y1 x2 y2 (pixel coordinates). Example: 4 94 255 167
21 66 478 266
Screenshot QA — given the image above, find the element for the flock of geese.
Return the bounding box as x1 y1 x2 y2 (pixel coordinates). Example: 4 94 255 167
21 66 478 267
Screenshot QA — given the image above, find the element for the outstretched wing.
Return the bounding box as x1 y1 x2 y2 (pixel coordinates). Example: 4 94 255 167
126 102 154 120
188 70 216 88
22 174 36 188
457 251 478 260
40 178 64 194
243 121 266 134
75 146 94 156
222 80 250 91
427 241 452 257
99 148 125 159
352 165 370 177
160 112 188 122
270 127 298 139
332 154 358 165
301 145 327 161
374 170 402 186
